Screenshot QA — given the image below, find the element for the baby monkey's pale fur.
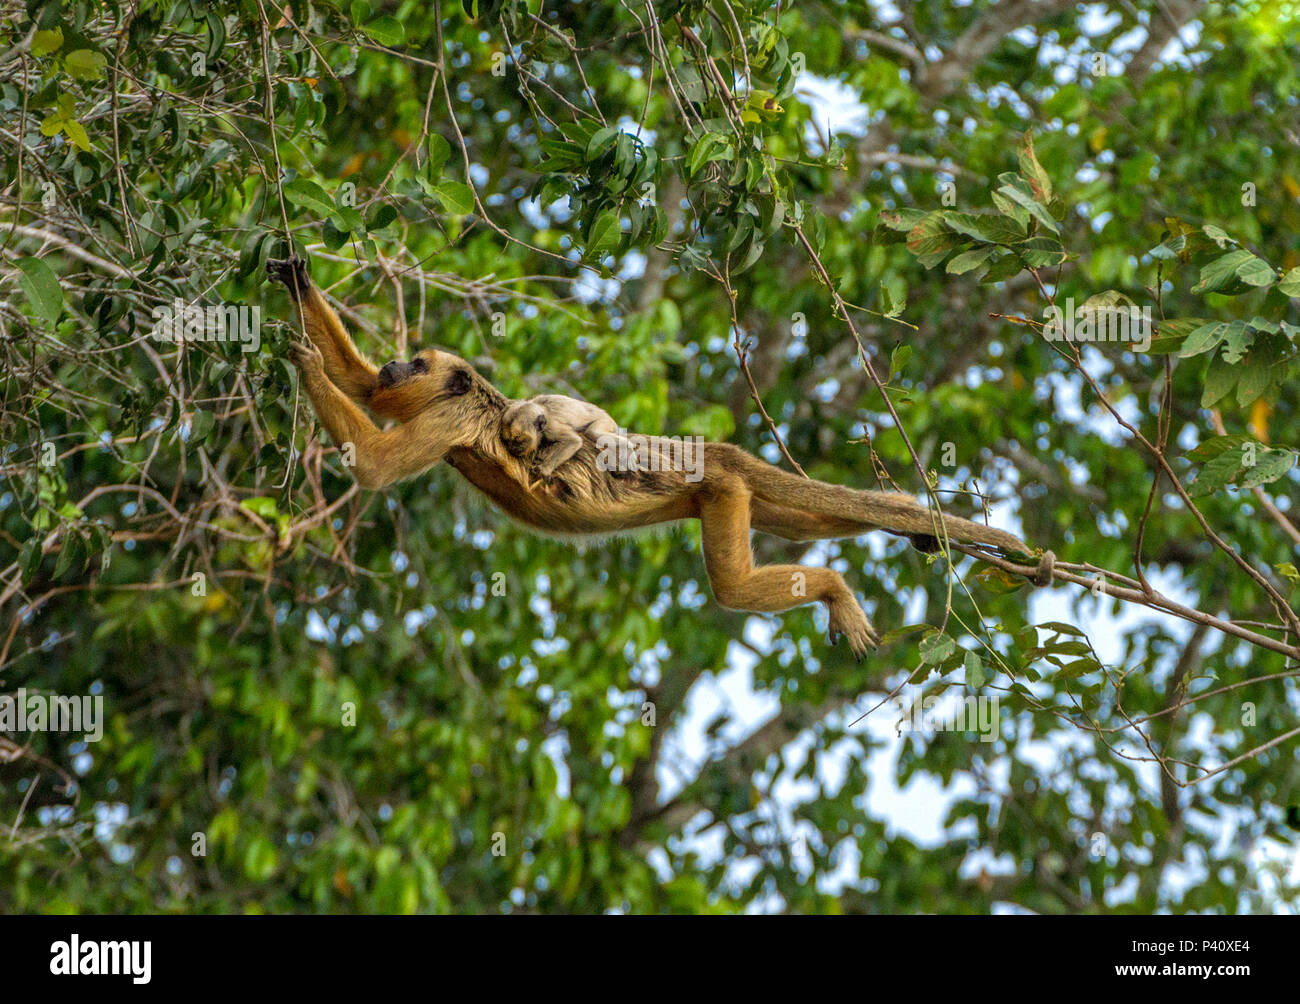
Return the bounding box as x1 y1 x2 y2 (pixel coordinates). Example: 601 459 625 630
502 395 623 489
269 256 1051 657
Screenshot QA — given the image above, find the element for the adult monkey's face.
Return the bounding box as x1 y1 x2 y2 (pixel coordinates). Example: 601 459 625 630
369 348 475 422
376 354 429 388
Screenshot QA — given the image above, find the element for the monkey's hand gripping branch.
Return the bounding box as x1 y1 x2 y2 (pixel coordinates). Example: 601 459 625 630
268 256 458 490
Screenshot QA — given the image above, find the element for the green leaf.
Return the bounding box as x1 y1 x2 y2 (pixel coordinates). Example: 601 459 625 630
1056 657 1101 679
1017 134 1053 202
890 344 912 377
877 208 929 233
996 182 1059 234
1278 266 1300 298
1045 640 1092 657
1218 320 1254 363
284 179 338 219
198 139 232 174
1238 448 1297 490
1015 236 1067 268
366 204 398 231
919 632 957 665
243 837 279 881
1177 321 1226 358
585 126 619 160
678 244 710 272
426 133 450 175
361 16 405 46
1145 317 1205 354
322 216 350 250
677 404 735 440
53 532 85 581
733 239 764 275
725 215 753 254
333 206 365 232
1236 256 1276 287
877 623 930 645
586 211 621 258
1192 249 1272 294
241 497 281 520
1036 621 1088 637
433 180 475 215
879 278 905 317
14 257 64 323
1200 354 1236 408
991 187 1030 230
942 211 1027 245
686 132 730 176
907 216 963 268
1188 449 1247 497
31 28 64 56
1201 224 1236 248
979 253 1025 284
188 409 215 447
18 538 42 584
62 119 91 152
237 230 272 280
64 49 107 80
963 650 986 689
945 246 994 275
1186 434 1250 464
1234 350 1274 406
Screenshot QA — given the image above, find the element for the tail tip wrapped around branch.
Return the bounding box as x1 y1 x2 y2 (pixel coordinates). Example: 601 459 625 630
1032 549 1056 587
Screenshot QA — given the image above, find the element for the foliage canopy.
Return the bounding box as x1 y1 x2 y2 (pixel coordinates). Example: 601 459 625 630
1 0 1299 913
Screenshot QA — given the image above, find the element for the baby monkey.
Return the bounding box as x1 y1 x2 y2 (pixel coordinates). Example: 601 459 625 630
501 394 624 488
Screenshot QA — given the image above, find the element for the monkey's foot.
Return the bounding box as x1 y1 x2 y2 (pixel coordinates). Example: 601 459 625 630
527 476 562 496
827 599 878 660
267 255 310 299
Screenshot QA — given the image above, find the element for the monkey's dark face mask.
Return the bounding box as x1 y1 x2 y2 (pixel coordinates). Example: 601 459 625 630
368 349 476 423
376 355 429 388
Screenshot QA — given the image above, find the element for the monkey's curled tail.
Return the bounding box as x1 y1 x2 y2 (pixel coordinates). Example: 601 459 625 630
716 445 1028 553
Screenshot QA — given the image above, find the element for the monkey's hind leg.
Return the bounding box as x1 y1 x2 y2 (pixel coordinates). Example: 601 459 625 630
700 483 878 658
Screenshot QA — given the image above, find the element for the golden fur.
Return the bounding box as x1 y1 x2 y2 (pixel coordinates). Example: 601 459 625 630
268 256 1042 656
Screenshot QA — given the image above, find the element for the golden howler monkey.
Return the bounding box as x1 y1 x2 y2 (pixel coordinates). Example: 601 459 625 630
268 255 1046 656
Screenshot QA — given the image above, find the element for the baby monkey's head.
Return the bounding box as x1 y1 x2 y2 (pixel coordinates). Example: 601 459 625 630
502 400 548 459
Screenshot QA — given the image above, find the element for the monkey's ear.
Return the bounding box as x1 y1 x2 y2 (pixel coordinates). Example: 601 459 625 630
445 368 472 396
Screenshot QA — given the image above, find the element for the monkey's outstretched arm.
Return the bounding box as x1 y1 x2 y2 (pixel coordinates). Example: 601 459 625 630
288 340 456 490
269 256 378 404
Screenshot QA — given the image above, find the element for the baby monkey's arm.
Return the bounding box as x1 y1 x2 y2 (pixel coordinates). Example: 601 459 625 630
534 426 587 477
531 396 621 478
